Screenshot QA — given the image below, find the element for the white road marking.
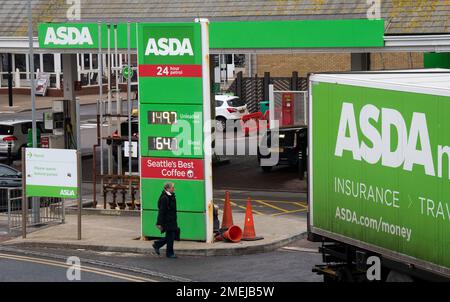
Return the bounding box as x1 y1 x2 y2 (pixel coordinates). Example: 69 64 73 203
281 246 319 253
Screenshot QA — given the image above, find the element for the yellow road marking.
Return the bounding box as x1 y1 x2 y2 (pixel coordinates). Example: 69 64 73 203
294 202 308 209
228 201 265 216
215 198 307 204
254 199 289 213
271 209 307 216
0 253 157 282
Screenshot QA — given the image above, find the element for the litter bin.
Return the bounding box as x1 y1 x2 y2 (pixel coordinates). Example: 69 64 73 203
260 101 269 115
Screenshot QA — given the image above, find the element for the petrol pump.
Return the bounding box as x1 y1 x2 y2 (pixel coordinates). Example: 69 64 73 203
41 100 74 149
281 92 295 127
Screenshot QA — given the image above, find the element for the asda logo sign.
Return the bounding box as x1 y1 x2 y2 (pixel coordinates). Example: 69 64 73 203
60 189 76 197
145 37 193 56
44 26 93 46
335 102 450 178
140 25 198 64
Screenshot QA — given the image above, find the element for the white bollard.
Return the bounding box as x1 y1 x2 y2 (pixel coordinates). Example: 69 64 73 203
15 68 21 88
56 71 61 89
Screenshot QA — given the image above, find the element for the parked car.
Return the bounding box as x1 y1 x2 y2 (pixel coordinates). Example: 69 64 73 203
0 120 51 160
0 164 22 212
0 164 21 188
215 95 249 132
257 127 308 179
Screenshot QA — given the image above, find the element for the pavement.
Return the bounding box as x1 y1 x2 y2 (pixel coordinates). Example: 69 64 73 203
2 211 307 257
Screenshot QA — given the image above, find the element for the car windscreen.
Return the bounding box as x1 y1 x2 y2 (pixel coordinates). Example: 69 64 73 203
227 98 246 107
0 125 14 135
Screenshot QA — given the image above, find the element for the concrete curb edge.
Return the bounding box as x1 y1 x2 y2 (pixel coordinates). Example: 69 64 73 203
3 232 307 257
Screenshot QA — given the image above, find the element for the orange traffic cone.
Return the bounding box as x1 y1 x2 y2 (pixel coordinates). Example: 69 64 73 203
221 191 234 231
242 197 264 241
215 225 242 243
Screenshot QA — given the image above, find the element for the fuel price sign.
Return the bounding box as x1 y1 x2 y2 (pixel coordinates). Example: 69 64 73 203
138 21 213 242
148 111 177 125
140 103 203 158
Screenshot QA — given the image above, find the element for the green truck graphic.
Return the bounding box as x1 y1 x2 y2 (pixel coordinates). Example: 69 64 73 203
309 71 450 279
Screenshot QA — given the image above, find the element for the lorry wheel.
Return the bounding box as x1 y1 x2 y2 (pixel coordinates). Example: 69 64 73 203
336 267 354 282
323 274 337 283
386 270 414 282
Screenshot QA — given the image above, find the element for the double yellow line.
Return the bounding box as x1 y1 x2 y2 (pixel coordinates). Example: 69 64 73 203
0 253 157 282
217 198 308 216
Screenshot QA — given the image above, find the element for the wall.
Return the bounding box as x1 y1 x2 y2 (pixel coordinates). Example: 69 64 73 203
370 52 424 70
255 52 424 77
256 53 351 77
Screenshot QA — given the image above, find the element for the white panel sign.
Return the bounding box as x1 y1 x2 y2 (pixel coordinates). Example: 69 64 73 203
25 148 78 198
124 141 138 158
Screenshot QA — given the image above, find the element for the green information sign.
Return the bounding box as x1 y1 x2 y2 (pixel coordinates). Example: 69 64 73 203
311 81 450 271
122 66 134 80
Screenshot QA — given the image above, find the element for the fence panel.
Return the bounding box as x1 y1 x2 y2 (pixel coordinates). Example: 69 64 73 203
0 187 64 234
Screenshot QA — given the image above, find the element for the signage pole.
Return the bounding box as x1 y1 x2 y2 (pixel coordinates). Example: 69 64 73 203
27 0 39 224
98 22 104 208
76 98 82 240
22 148 27 239
127 22 132 186
115 24 122 176
107 23 113 176
27 0 36 148
197 18 213 243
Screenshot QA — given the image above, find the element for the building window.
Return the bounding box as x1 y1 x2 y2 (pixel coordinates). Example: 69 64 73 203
33 54 40 72
15 54 26 72
83 54 91 70
14 54 27 79
43 54 54 72
234 54 246 68
92 54 98 69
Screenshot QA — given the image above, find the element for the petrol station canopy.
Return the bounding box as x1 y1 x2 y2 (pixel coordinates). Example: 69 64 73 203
1 0 450 53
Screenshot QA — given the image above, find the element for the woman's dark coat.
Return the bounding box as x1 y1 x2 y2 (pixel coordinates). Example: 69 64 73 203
156 191 178 232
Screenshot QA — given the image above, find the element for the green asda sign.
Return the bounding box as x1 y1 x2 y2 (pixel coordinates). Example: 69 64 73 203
38 19 384 49
311 82 450 271
38 23 137 49
138 21 213 242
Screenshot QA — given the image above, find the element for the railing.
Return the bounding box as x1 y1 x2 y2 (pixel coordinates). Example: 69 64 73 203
0 187 64 234
0 66 138 90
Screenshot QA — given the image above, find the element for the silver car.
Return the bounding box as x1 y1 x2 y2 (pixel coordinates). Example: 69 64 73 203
0 120 49 159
